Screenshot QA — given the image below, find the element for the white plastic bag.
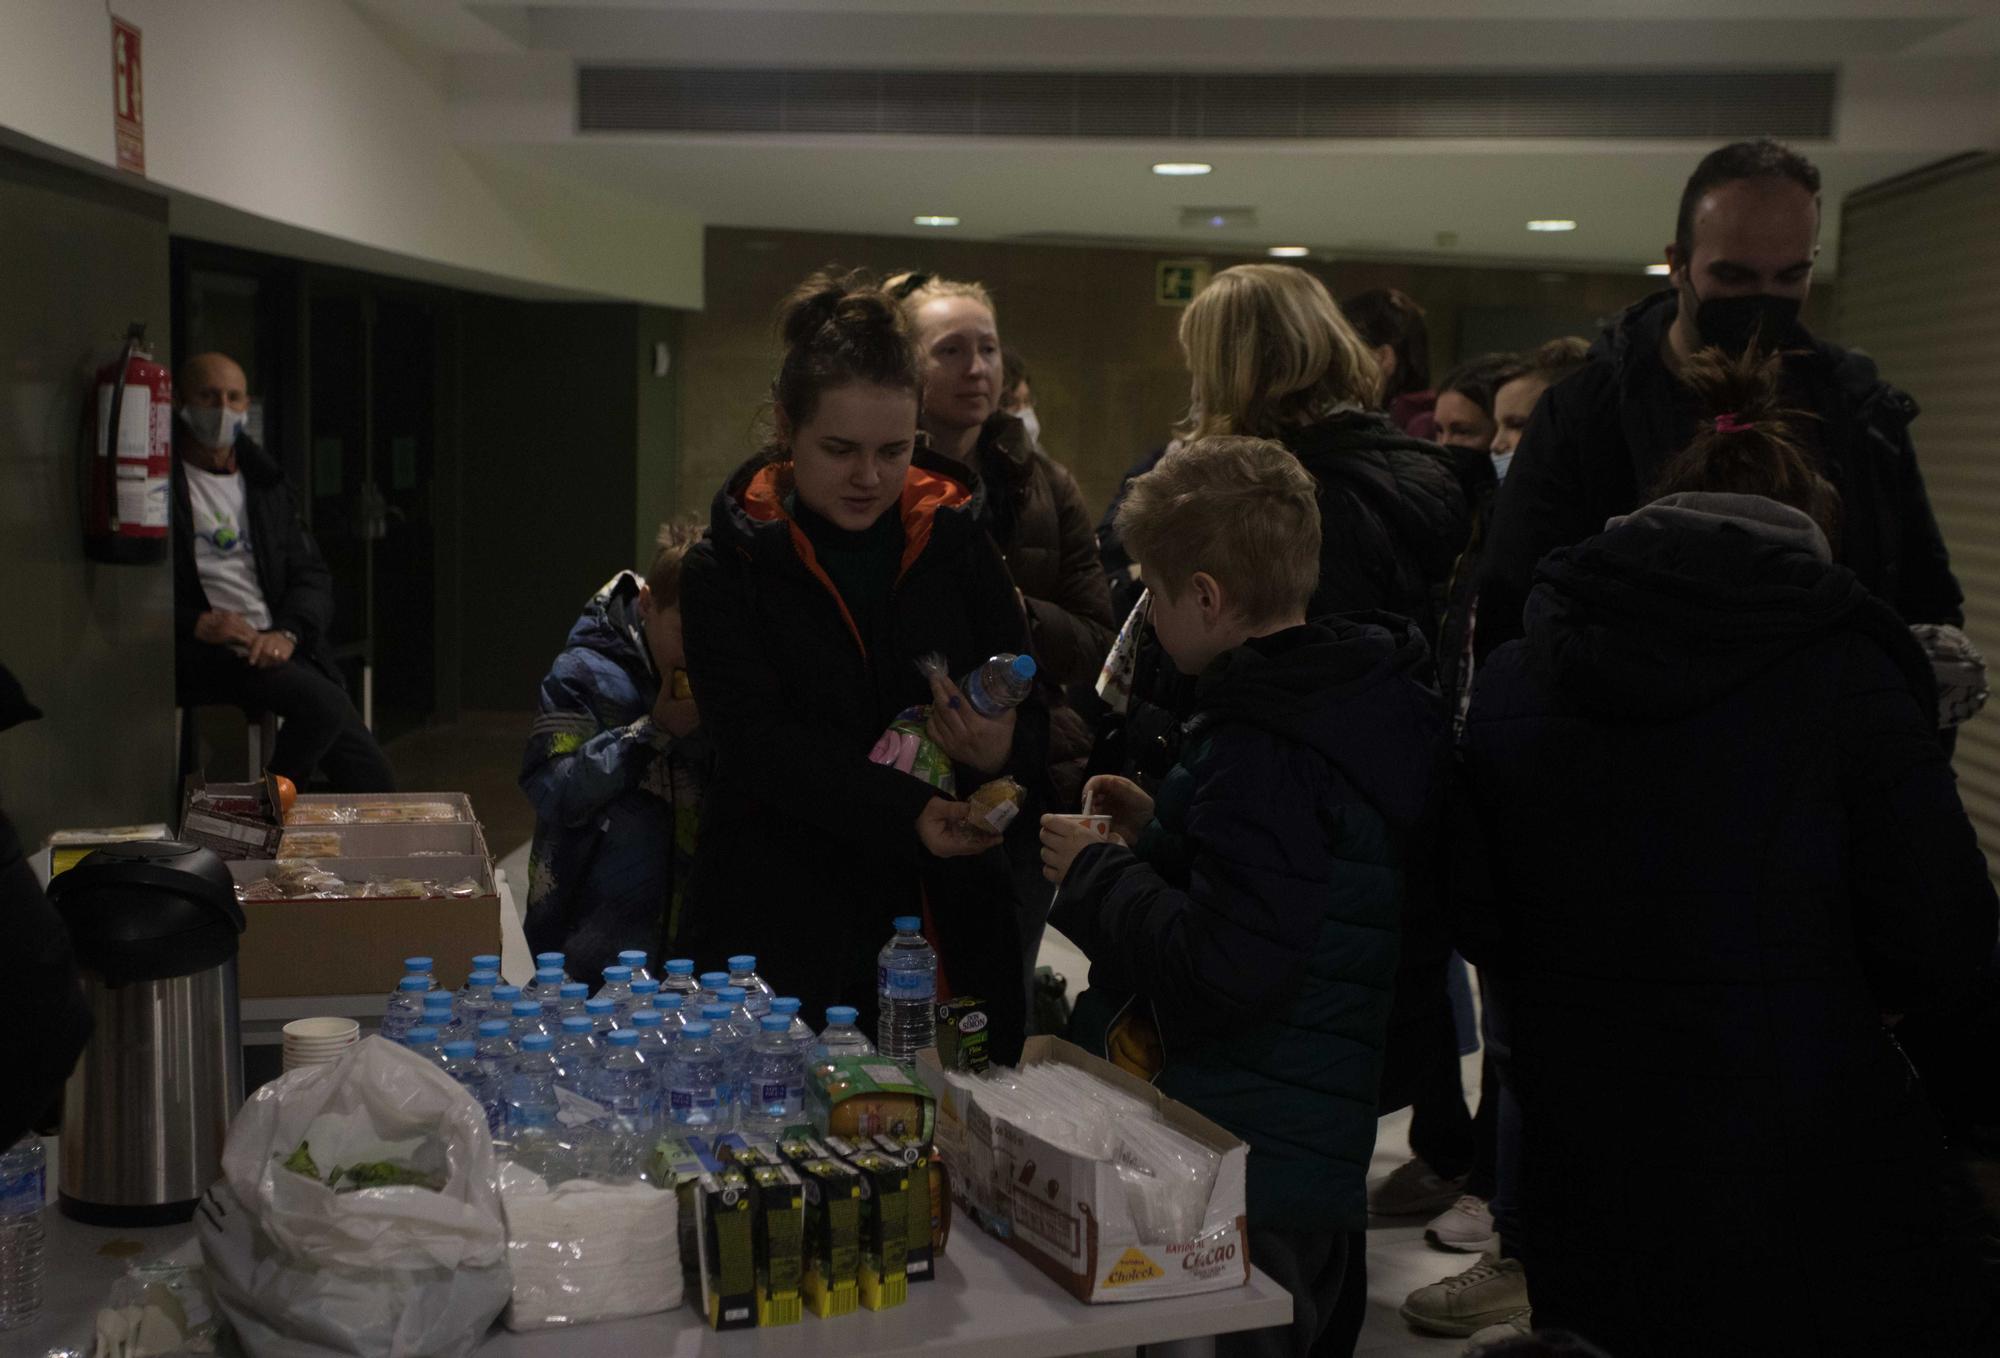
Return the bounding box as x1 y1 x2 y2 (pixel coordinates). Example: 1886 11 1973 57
198 1036 511 1358
497 1162 681 1331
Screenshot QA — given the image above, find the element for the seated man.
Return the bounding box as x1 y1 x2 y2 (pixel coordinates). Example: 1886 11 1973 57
172 352 393 792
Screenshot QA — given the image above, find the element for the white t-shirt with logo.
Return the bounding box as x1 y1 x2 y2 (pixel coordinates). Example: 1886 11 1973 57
186 466 273 637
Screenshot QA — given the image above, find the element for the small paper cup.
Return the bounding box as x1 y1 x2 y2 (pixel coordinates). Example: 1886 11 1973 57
282 1017 360 1043
1045 813 1114 842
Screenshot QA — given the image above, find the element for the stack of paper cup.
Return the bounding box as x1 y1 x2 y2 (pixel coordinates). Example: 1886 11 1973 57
282 1017 360 1072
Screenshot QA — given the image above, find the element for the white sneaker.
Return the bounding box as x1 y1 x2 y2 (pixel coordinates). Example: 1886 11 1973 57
1368 1156 1468 1217
1400 1252 1530 1338
1425 1194 1496 1253
1463 1312 1533 1354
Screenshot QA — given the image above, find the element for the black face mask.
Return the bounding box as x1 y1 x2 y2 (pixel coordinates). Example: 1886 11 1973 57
1687 288 1808 358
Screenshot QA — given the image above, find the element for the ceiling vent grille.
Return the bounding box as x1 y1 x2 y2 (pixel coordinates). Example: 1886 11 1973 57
578 68 1836 141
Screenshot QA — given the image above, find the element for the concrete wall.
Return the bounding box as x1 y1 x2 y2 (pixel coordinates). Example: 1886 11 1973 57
0 0 701 308
0 145 177 844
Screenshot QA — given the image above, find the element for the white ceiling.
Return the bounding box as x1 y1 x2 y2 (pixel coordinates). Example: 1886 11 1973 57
362 0 2000 274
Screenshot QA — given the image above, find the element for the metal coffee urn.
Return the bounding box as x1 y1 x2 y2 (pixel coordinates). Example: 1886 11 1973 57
48 840 245 1224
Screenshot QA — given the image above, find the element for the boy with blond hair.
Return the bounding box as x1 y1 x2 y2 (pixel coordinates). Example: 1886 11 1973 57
1041 437 1446 1358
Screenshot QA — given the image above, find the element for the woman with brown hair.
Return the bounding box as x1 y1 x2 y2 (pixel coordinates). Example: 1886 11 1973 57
1452 344 1997 1355
675 271 1044 1059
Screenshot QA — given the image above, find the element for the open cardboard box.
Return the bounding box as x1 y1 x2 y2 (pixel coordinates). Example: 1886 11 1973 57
228 807 499 998
915 1036 1250 1304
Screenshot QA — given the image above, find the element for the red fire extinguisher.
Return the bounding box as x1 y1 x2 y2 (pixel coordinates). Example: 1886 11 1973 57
84 322 173 565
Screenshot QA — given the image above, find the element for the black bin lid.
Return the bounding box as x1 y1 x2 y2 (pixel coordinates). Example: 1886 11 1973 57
49 840 245 985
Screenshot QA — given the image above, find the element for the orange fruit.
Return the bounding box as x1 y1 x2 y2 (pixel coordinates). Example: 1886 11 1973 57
274 774 298 819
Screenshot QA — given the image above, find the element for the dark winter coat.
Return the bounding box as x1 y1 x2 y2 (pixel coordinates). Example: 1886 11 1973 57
1456 494 1997 1356
1054 617 1444 1233
520 572 713 987
171 432 342 691
1476 289 1963 658
676 450 1045 1058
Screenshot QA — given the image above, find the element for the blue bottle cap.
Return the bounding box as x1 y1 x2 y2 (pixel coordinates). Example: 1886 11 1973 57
471 954 501 969
404 957 433 972
423 993 453 1010
561 1016 594 1033
607 1029 639 1047
771 997 801 1016
468 970 499 986
406 1026 438 1042
728 954 757 972
699 971 730 989
893 916 921 934
1009 654 1037 682
618 950 648 967
560 983 589 999
535 968 563 984
665 959 695 976
701 1004 730 1020
443 1041 476 1058
511 1000 541 1017
397 976 430 992
492 985 522 1002
585 997 615 1014
630 1009 662 1027
760 1016 790 1033
478 1020 511 1037
719 986 746 1002
631 978 660 995
521 1033 554 1052
603 965 633 982
535 952 565 969
827 1005 858 1025
682 1020 713 1038
657 993 685 1011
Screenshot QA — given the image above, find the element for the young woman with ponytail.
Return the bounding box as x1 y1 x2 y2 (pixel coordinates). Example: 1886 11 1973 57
1449 344 1997 1356
675 271 1042 1059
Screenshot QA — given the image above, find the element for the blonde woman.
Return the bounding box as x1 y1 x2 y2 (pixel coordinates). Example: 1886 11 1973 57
1176 264 1469 638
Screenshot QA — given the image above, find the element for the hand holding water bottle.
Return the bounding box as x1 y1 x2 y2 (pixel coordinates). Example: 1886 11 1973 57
923 669 1017 777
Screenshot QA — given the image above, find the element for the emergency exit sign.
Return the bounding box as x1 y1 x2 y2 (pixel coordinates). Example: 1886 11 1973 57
111 17 144 175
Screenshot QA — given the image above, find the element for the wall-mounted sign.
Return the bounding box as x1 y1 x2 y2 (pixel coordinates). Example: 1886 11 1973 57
1156 259 1210 307
111 17 145 176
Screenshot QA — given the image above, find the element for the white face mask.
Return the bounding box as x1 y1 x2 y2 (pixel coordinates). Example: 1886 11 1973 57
1017 404 1042 447
180 403 247 450
1491 450 1516 485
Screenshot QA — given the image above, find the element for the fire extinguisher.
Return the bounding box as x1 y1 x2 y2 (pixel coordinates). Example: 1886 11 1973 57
83 321 173 565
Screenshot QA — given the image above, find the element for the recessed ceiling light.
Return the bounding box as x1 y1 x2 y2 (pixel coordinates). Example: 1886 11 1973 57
1644 263 1672 276
1267 246 1311 258
912 215 960 227
1153 162 1213 177
1527 219 1578 233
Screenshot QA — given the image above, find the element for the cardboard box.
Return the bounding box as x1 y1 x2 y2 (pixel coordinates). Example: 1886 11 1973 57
692 1170 757 1330
777 1139 861 1319
748 1164 805 1326
807 1055 935 1143
180 774 285 860
34 825 173 887
228 855 499 1000
916 1036 1251 1305
872 1135 938 1281
839 1148 910 1311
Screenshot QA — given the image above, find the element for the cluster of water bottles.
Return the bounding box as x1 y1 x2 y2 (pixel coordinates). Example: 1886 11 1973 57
378 947 883 1180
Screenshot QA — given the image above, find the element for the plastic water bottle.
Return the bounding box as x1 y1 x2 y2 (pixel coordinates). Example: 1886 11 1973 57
629 977 663 1014
557 982 590 1018
527 966 566 1014
654 991 688 1039
421 992 458 1039
702 1002 748 1121
552 1015 599 1092
589 1029 657 1135
535 952 570 983
381 974 430 1042
877 917 938 1060
0 1136 46 1331
771 997 816 1057
402 956 436 990
664 1020 725 1129
661 958 699 1000
629 1007 673 1059
440 1041 487 1110
618 949 654 984
726 956 775 1016
456 969 499 1027
741 1015 807 1138
469 953 501 981
508 998 548 1044
505 1033 560 1133
698 972 731 1007
962 653 1037 717
491 983 523 1014
457 964 498 1006
586 996 620 1038
815 1005 877 1062
404 1025 445 1066
597 965 636 1017
472 1020 516 1133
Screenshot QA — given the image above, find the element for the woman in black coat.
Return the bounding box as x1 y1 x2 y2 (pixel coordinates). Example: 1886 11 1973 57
676 273 1043 1058
1455 347 1998 1357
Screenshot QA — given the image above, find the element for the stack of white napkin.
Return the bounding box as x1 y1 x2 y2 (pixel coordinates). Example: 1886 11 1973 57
497 1164 682 1331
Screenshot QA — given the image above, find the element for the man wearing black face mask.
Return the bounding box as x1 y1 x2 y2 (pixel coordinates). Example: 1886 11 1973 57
1475 138 1962 660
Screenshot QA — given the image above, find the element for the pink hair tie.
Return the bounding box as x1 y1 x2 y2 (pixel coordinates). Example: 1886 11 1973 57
1713 412 1752 435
